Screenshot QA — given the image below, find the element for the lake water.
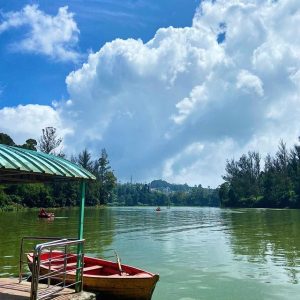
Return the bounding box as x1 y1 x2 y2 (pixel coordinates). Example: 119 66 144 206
1 207 300 299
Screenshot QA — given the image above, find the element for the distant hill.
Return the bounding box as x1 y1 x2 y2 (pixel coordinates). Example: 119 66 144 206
150 179 192 193
147 179 219 207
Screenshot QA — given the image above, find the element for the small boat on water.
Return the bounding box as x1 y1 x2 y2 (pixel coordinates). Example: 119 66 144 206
156 207 161 212
38 209 54 218
27 251 159 300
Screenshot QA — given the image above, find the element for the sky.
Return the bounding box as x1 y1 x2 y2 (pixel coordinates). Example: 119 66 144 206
0 0 300 187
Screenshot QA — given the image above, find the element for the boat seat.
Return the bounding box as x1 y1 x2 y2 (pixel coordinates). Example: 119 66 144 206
133 273 152 278
82 265 103 272
68 265 103 275
51 262 78 269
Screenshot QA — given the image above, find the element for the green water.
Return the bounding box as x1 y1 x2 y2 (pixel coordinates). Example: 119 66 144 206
1 207 300 299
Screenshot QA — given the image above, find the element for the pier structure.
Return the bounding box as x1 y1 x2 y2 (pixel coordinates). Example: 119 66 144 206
0 144 96 299
0 278 96 299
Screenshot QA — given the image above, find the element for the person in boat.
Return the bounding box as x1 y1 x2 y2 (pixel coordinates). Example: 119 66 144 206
39 208 54 218
156 206 161 211
39 208 47 216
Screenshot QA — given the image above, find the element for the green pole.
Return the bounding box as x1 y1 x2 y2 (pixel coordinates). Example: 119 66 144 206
78 180 86 240
76 180 86 292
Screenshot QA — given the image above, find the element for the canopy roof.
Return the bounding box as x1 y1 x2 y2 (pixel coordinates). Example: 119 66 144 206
0 144 96 183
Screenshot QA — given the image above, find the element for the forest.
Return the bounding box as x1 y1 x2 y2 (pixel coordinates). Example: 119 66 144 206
0 129 219 210
2 129 300 210
220 140 300 208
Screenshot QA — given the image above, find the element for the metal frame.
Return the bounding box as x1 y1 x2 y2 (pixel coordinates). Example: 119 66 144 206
19 236 76 283
19 237 85 300
76 180 86 292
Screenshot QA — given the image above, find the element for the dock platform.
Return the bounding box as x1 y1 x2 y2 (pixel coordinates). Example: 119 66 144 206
0 278 96 300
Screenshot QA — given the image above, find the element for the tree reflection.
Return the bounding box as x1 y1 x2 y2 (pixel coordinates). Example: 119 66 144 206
223 209 300 283
0 207 115 277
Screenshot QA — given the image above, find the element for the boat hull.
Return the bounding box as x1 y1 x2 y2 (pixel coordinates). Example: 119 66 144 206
27 251 159 300
81 273 159 299
38 213 54 218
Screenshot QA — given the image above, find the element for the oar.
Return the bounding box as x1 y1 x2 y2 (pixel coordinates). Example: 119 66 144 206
114 250 123 275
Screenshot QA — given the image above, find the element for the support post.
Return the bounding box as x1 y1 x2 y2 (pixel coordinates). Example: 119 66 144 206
78 180 86 240
76 180 86 292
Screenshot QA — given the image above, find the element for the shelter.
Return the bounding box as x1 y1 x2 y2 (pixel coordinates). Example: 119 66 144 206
0 143 96 246
0 143 97 292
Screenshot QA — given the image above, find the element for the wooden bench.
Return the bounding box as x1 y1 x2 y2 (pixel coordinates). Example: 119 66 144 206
51 262 78 269
83 265 103 272
68 265 103 275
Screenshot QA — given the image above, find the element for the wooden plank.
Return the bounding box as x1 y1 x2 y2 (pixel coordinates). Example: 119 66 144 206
51 262 78 269
83 265 103 272
0 278 96 299
68 265 103 276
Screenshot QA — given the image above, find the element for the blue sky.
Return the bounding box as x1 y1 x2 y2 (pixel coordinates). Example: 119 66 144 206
0 0 199 107
0 0 300 187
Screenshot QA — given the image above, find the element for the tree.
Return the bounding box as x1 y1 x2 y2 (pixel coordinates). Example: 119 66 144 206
260 142 294 207
76 149 95 173
221 138 300 208
0 133 15 146
21 139 37 151
222 151 262 207
38 127 62 154
289 142 300 206
97 149 117 204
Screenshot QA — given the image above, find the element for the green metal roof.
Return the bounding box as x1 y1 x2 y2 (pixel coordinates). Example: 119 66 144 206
0 144 96 183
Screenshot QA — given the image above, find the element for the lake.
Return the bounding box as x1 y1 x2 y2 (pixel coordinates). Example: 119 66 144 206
1 207 300 299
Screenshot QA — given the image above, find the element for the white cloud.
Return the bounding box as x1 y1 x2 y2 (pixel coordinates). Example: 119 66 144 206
236 70 264 97
289 69 300 86
55 0 300 187
0 104 71 145
3 0 300 187
162 139 236 187
0 5 80 62
172 84 208 124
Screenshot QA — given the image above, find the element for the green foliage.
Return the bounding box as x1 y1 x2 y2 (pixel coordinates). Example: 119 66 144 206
0 132 37 150
0 131 219 209
96 149 117 204
0 141 118 208
150 179 191 192
220 140 300 208
0 133 15 146
111 182 220 207
20 139 38 151
73 148 117 206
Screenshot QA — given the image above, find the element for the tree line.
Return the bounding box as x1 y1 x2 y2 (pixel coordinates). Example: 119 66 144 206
219 140 300 208
0 128 117 209
112 181 219 207
0 129 219 210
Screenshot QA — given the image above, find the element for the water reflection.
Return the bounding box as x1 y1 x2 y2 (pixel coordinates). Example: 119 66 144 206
0 208 115 276
84 208 114 255
223 209 300 283
1 207 300 300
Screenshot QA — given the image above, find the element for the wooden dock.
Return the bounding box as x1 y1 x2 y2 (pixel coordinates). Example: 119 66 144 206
0 278 96 300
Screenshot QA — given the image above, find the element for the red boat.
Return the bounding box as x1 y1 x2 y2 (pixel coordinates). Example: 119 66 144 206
38 209 54 218
27 251 159 300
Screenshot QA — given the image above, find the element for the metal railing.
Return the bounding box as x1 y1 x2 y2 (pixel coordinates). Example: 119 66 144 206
19 236 85 300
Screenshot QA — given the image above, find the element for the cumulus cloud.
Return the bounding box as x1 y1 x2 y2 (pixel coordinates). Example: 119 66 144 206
171 85 208 125
3 0 300 187
0 104 71 145
54 0 300 187
162 139 236 187
0 5 80 62
236 70 264 97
